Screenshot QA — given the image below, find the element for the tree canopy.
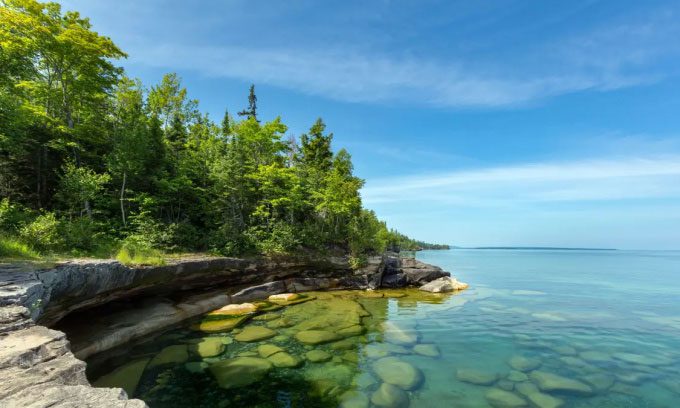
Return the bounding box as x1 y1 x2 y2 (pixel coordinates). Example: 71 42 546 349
0 0 447 263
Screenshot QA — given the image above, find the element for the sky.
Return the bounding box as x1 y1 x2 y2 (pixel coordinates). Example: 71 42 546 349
60 0 680 250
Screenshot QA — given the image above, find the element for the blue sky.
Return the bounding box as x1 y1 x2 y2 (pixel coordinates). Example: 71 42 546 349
62 0 680 249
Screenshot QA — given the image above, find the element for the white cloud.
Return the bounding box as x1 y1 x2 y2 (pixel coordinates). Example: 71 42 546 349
361 156 680 206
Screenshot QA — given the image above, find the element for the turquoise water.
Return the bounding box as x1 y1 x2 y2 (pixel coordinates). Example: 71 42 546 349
88 249 680 407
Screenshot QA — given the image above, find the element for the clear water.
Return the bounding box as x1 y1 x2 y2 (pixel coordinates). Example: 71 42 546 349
88 249 680 407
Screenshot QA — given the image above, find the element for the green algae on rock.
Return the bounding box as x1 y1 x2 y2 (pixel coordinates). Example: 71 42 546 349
148 345 189 368
209 357 273 389
234 326 277 342
93 358 150 397
197 315 250 333
189 337 225 358
305 349 333 363
295 329 341 345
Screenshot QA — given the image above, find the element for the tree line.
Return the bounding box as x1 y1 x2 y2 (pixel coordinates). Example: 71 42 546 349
0 0 447 264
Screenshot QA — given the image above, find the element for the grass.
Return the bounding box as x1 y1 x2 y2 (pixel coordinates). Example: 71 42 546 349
116 246 166 266
0 236 40 260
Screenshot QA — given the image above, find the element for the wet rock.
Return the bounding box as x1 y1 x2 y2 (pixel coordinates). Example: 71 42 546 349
295 330 341 345
485 388 528 408
456 368 499 385
148 345 189 368
339 390 370 408
231 281 287 303
507 370 529 382
373 357 424 390
381 273 408 288
93 358 150 397
268 293 300 302
209 357 273 389
306 349 333 363
508 355 541 372
234 326 276 342
529 371 593 395
257 344 284 358
198 315 250 333
371 383 410 408
208 303 257 316
190 337 225 358
267 351 302 368
419 277 468 293
413 344 440 357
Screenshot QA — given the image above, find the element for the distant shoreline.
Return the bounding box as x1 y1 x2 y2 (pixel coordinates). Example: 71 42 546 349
452 246 617 251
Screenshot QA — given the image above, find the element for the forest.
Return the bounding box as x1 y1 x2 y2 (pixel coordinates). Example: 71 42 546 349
0 0 448 265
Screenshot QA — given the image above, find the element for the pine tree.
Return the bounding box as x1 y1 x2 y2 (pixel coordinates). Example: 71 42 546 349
238 84 258 122
221 109 231 137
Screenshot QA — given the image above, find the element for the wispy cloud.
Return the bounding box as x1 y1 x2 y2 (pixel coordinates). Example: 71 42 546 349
362 155 680 206
123 7 680 108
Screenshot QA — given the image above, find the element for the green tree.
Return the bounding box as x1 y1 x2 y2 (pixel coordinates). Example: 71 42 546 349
56 161 110 218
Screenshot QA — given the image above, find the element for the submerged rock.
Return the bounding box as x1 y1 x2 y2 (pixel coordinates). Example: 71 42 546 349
197 315 250 333
338 324 365 337
190 337 225 358
508 355 541 372
507 370 529 382
339 390 370 408
382 321 419 345
582 373 615 392
456 368 499 385
257 344 284 358
578 351 611 363
485 388 528 408
306 349 333 363
612 352 673 366
267 351 302 368
209 357 273 389
295 330 341 345
303 363 354 388
148 345 189 368
370 383 410 408
413 344 440 357
184 361 209 373
515 382 564 408
373 357 424 390
93 358 150 397
234 326 276 342
529 371 593 395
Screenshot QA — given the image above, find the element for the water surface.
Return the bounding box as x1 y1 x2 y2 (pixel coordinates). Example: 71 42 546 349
88 249 680 407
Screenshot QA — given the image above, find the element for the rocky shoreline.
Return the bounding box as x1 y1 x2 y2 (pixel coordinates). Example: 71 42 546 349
0 253 461 407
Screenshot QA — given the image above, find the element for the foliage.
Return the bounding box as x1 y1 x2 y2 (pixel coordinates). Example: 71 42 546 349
0 0 448 262
0 236 40 259
19 212 63 252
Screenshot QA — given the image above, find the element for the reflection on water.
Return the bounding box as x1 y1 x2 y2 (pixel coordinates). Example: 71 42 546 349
88 249 680 407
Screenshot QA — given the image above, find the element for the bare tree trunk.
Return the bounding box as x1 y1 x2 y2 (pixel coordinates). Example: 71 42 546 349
120 171 127 226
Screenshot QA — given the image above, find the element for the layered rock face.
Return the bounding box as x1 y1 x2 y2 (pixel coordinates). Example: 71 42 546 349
0 252 452 407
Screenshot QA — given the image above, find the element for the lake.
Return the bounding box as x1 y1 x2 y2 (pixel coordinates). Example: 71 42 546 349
87 249 680 407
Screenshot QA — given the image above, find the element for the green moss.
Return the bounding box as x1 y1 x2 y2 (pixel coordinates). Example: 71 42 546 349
116 246 165 266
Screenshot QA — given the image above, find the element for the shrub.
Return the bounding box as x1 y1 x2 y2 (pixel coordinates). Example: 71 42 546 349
19 212 63 252
0 198 32 233
246 221 300 256
0 236 40 259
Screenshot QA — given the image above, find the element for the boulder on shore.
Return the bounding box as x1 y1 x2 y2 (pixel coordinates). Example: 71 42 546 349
419 277 469 293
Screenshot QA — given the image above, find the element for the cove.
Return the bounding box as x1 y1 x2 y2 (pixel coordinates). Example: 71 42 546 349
85 249 680 408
